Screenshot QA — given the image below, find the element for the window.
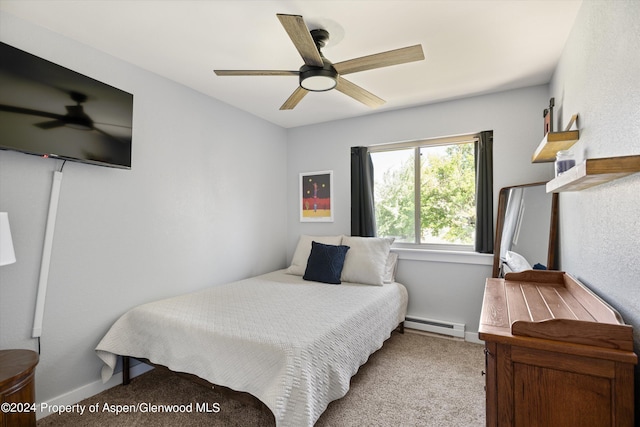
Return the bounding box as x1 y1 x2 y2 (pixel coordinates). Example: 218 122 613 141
370 134 482 251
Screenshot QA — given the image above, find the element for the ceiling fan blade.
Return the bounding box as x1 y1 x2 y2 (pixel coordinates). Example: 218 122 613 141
0 104 64 120
214 70 298 76
35 120 65 129
333 45 425 75
335 77 385 108
280 86 309 110
276 14 324 67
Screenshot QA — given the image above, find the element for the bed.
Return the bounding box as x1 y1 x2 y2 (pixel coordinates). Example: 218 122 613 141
96 235 408 427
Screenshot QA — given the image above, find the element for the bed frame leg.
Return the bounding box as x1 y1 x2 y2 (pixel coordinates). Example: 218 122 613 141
122 356 130 385
396 321 405 334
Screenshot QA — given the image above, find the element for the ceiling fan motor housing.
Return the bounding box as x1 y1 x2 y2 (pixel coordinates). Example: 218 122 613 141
310 28 329 49
298 28 338 92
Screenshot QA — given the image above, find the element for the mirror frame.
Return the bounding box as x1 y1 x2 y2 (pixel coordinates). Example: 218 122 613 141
492 182 559 278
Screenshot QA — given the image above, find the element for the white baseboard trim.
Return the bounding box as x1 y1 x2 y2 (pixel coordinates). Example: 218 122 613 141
36 362 153 420
404 316 465 339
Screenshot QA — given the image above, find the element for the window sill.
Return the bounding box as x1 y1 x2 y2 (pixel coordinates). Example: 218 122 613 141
392 247 493 265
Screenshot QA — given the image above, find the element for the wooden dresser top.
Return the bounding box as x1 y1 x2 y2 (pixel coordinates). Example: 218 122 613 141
479 270 636 360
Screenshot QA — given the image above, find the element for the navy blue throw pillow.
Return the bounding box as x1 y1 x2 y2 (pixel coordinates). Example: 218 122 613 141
303 241 350 284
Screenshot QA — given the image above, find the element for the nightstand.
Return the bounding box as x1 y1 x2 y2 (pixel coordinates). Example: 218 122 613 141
0 349 39 427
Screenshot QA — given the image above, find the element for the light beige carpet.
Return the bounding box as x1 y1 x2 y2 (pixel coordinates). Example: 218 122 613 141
38 330 485 426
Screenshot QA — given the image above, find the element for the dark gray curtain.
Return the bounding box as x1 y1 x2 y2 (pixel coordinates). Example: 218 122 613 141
351 146 376 237
474 131 494 253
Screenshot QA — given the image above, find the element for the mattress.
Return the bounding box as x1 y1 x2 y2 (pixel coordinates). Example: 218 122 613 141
96 269 408 426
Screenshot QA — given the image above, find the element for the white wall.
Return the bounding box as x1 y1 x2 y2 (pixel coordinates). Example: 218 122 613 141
286 85 553 333
7 0 637 413
0 13 288 404
549 0 640 410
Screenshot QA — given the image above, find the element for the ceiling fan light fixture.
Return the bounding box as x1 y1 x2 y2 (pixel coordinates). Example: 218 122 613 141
300 74 336 92
299 65 338 92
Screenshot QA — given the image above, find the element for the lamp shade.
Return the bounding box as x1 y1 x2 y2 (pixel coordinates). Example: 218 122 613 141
0 212 16 266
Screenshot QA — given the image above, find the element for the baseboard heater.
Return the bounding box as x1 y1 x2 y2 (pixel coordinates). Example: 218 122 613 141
404 316 465 338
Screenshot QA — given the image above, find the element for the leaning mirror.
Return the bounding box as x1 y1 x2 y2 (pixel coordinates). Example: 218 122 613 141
492 182 558 278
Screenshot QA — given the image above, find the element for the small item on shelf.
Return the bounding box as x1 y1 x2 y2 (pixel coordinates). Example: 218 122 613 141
543 97 555 136
555 150 575 176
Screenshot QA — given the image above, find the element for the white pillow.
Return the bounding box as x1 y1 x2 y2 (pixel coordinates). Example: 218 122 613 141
383 252 399 284
505 251 532 273
286 235 343 276
340 236 394 286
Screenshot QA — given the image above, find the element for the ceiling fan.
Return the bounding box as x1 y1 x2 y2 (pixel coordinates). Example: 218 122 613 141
0 91 129 142
214 14 425 110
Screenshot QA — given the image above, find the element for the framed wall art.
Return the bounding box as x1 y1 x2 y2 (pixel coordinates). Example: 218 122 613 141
299 170 333 222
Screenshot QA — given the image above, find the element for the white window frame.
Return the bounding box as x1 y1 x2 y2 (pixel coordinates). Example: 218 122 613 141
369 133 480 253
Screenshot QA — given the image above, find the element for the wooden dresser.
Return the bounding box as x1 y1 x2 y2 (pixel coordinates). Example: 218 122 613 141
0 349 38 427
479 270 637 427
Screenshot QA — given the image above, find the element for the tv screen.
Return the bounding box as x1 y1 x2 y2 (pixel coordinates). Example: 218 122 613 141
0 42 133 169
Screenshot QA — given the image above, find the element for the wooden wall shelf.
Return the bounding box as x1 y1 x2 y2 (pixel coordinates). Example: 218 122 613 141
531 130 580 163
546 155 640 192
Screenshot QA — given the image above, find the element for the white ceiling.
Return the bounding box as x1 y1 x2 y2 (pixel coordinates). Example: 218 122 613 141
0 0 583 128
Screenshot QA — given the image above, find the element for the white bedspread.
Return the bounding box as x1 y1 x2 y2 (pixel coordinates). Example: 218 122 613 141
96 269 407 426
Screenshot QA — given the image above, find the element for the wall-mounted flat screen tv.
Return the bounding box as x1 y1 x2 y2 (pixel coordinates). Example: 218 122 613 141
0 42 133 169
